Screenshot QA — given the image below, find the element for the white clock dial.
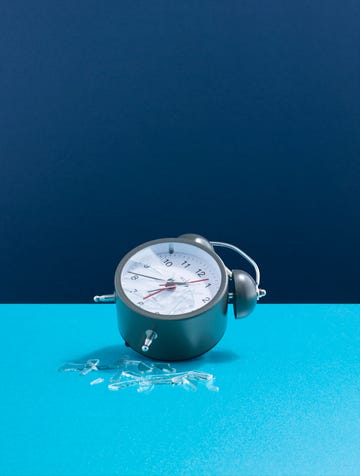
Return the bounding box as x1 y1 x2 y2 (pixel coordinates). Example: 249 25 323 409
120 241 223 316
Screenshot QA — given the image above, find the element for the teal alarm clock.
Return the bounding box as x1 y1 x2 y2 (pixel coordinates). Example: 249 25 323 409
94 234 266 360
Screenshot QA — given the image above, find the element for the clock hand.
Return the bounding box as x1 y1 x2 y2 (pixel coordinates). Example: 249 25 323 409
143 283 176 300
128 271 164 281
160 278 209 286
146 278 209 292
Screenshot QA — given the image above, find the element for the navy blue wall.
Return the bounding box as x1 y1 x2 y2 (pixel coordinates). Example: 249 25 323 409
1 1 359 303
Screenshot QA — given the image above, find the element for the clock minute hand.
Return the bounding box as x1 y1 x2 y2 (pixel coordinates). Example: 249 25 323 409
128 271 164 281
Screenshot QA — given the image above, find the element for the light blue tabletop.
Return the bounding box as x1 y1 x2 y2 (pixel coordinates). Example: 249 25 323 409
1 304 359 476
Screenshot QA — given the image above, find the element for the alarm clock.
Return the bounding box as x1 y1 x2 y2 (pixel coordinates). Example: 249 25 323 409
94 234 266 361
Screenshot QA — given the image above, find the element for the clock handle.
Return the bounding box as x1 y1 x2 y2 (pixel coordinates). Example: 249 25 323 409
210 241 266 300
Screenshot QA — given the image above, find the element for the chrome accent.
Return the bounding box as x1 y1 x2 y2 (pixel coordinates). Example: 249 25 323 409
142 330 158 352
93 293 116 303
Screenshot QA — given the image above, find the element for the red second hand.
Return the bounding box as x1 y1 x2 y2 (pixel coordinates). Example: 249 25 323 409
186 278 209 284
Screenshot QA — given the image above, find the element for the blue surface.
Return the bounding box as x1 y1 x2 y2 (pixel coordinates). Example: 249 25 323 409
1 304 359 475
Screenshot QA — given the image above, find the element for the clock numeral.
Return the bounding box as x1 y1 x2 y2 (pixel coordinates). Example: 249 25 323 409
202 297 210 303
181 261 191 269
131 275 139 280
205 283 212 288
195 269 206 277
129 289 138 293
163 259 173 267
137 301 144 306
143 264 150 268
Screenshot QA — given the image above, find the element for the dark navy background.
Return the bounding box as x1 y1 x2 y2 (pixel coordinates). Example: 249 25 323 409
1 1 359 303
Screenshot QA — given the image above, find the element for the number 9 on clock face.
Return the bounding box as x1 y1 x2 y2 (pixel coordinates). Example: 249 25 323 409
118 241 223 316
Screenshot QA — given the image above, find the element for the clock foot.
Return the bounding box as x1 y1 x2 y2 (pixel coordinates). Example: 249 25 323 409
141 330 158 352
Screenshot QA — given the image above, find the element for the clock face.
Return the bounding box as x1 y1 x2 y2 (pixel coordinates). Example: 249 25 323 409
119 241 224 316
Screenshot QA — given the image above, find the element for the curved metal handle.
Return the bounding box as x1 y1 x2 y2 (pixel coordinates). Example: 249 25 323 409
210 241 266 299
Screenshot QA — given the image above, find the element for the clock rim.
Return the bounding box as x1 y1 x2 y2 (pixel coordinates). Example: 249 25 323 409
114 237 228 321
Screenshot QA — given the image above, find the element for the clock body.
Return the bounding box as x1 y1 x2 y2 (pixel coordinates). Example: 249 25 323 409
114 237 229 360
